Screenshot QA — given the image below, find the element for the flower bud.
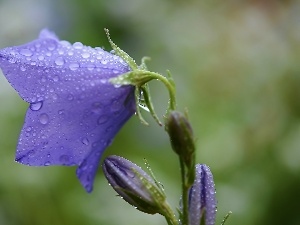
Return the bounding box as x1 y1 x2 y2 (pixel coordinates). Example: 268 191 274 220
102 155 166 214
166 111 195 183
188 164 217 225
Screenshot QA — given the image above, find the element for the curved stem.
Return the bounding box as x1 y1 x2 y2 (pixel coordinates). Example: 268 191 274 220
134 70 176 112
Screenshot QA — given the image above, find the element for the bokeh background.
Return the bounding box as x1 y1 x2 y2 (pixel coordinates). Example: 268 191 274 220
0 0 300 224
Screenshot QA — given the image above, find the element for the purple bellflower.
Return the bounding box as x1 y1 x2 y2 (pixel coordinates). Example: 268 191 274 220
188 164 217 225
0 29 136 192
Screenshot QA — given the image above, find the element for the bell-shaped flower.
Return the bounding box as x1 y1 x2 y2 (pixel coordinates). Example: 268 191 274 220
188 164 217 225
0 29 136 192
102 155 167 215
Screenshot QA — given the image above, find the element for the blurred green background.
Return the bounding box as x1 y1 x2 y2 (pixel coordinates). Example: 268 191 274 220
0 0 300 224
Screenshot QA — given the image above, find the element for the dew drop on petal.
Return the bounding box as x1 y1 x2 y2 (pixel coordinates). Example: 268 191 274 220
58 110 65 117
81 52 90 58
41 76 47 82
47 43 56 51
44 161 51 166
38 55 44 61
97 115 108 125
69 63 79 71
39 113 49 125
67 94 74 101
111 100 122 112
112 69 120 74
9 57 17 63
20 66 26 72
55 57 65 66
101 59 108 65
59 154 70 164
20 49 33 57
60 40 71 47
53 75 59 82
73 42 83 49
81 137 89 146
58 50 64 55
87 64 95 71
52 93 58 100
30 101 43 111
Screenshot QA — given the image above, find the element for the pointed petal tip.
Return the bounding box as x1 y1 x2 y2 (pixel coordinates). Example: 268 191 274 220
39 28 59 40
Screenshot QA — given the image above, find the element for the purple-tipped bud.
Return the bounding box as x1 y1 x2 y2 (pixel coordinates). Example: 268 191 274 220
188 164 217 225
102 155 166 214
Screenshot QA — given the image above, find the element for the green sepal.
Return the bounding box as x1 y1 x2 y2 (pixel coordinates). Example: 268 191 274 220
105 29 176 126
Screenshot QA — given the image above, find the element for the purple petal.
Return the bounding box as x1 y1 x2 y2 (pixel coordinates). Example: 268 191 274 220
202 165 217 225
0 29 136 192
188 164 217 225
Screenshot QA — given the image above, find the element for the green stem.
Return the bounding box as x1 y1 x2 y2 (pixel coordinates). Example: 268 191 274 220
180 158 189 225
160 202 179 225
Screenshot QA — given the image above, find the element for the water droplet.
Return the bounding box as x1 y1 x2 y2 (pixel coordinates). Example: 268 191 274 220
44 161 51 166
53 75 59 82
59 154 70 164
58 49 64 55
52 93 58 100
30 101 43 111
47 43 56 51
38 55 44 61
60 40 71 47
20 49 33 57
101 59 108 65
87 64 95 71
10 50 16 55
46 52 52 57
26 126 32 132
97 115 108 125
55 57 65 66
9 57 17 63
68 51 74 56
58 110 65 116
81 137 89 145
73 42 83 49
112 69 120 74
20 66 26 72
67 94 74 101
39 113 49 125
111 100 121 112
28 150 35 158
81 52 90 58
41 76 47 82
106 126 113 132
69 63 79 71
